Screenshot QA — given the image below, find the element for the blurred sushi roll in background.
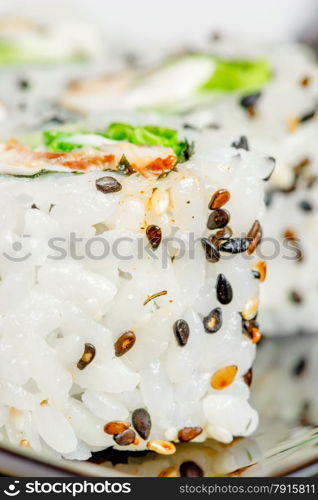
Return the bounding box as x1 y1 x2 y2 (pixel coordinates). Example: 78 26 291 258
0 16 117 136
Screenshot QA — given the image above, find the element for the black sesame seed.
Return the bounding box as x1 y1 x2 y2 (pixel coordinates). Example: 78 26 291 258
205 122 221 130
113 428 136 446
207 209 230 230
18 78 30 90
173 319 190 347
264 190 274 207
240 92 262 109
290 290 303 304
201 237 220 263
95 176 122 194
132 408 152 440
203 307 222 333
117 154 134 175
180 461 204 477
231 135 249 151
219 237 250 254
299 200 313 212
183 123 198 130
46 116 66 125
292 357 307 377
263 157 276 181
31 203 39 210
216 273 233 305
252 269 261 279
300 109 316 123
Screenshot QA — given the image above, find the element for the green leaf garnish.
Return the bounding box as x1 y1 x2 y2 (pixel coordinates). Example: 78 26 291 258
103 123 191 161
43 123 194 164
43 131 82 153
200 58 271 92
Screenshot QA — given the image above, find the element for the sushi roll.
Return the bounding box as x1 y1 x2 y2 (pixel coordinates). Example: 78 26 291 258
0 17 111 137
0 18 103 65
0 121 272 458
60 51 271 115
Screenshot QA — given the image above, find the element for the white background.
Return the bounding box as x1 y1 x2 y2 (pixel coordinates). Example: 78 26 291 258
0 0 318 48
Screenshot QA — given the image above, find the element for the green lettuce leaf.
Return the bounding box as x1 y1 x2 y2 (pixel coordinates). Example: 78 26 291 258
43 124 194 162
200 58 271 92
103 123 191 160
43 131 83 152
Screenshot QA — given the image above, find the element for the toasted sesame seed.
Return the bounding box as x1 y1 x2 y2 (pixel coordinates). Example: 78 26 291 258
287 116 299 133
20 439 30 448
293 157 310 176
77 343 96 370
300 76 311 87
132 408 152 440
104 421 130 435
242 297 259 320
146 225 162 249
180 461 204 477
143 290 167 305
208 189 231 210
207 209 230 230
201 237 220 263
178 427 203 442
216 273 233 305
231 135 249 150
114 331 136 357
242 319 261 343
173 319 190 346
290 290 303 304
243 368 253 387
306 175 317 189
219 237 250 254
95 176 122 194
211 365 237 390
253 261 267 282
283 228 297 242
113 428 136 446
247 220 262 255
158 467 178 477
147 440 176 455
203 307 222 333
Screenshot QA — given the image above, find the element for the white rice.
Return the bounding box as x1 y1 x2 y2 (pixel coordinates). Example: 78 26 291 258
0 126 271 459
